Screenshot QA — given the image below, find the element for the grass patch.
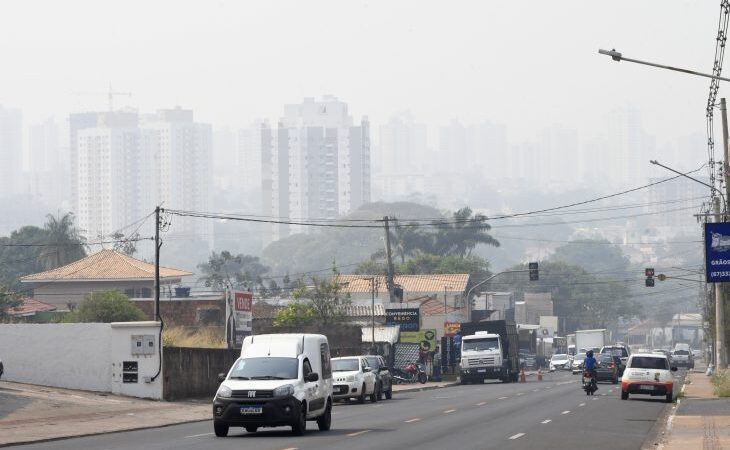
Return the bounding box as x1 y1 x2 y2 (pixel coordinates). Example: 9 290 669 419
163 326 226 348
710 369 730 397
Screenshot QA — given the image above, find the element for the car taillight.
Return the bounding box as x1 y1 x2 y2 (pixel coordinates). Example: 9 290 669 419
583 371 592 377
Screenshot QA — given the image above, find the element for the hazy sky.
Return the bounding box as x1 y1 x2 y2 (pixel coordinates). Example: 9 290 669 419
0 0 717 149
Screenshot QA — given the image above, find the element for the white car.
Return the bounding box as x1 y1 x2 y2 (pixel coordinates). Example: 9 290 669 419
331 357 377 403
571 354 586 374
549 354 571 372
621 353 678 403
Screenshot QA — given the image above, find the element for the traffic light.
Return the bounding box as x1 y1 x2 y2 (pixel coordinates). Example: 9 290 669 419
529 262 539 281
645 267 654 287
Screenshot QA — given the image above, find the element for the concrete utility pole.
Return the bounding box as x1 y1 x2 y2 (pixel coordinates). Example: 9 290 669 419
715 196 727 368
383 216 395 303
154 206 161 321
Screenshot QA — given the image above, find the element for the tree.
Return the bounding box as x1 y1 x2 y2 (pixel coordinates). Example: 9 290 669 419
0 225 48 290
40 213 86 270
112 231 140 256
353 260 388 275
549 239 630 274
286 269 352 326
0 285 22 321
197 251 271 292
390 221 429 264
273 302 316 327
430 207 500 257
72 290 147 323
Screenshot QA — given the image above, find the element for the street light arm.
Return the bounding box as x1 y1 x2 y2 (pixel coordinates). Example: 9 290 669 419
598 48 730 83
465 269 529 303
649 159 726 212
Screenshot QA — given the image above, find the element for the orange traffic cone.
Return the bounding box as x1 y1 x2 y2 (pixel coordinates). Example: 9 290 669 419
519 368 526 383
537 368 543 381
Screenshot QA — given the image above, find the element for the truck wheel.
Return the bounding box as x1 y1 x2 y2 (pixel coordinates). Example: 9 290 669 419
214 422 229 437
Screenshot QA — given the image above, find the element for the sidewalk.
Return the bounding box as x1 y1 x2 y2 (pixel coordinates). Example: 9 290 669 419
660 367 730 450
0 378 461 447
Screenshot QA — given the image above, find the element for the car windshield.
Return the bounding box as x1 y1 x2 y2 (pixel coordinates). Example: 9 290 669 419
332 359 360 372
573 354 586 362
462 337 499 351
229 357 298 380
551 354 568 362
630 357 669 370
364 357 380 369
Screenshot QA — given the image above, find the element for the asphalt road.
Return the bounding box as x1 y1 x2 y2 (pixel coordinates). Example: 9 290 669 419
8 371 681 450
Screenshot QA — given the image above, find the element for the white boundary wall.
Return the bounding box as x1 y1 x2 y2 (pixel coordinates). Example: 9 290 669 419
0 322 162 399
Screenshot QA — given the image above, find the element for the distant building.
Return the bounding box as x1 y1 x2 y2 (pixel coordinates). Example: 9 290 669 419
27 117 67 207
261 96 371 243
523 292 554 325
0 105 22 197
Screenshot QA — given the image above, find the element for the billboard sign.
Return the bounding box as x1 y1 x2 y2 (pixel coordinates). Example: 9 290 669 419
385 308 420 331
226 291 253 349
705 222 730 282
444 321 461 337
400 329 438 353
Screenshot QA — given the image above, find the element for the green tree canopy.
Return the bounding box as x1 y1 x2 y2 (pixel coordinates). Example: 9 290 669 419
72 290 147 323
275 269 352 327
273 301 316 327
198 251 271 292
40 213 86 270
548 239 630 274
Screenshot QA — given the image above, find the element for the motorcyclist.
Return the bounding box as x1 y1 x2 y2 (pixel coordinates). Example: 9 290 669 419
583 350 598 390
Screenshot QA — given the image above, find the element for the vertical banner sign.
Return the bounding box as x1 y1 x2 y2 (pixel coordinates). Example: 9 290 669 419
705 223 730 282
226 291 253 349
385 308 420 331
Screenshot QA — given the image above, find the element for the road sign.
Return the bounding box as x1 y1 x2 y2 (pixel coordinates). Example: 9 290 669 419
705 222 730 282
645 268 655 277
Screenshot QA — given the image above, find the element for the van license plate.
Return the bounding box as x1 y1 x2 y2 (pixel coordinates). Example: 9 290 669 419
240 406 262 415
477 369 486 373
639 385 654 391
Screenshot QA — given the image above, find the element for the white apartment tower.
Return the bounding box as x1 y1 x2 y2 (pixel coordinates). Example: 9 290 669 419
0 105 23 198
262 96 370 242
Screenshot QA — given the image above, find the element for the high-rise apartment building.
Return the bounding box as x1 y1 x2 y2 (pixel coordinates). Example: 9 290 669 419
28 117 67 207
261 96 370 242
0 105 23 198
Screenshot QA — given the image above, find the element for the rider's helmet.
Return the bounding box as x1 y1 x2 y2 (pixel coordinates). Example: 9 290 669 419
586 350 594 357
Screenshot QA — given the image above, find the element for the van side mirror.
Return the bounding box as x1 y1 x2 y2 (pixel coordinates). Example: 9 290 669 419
363 366 372 373
217 373 227 382
671 367 678 372
306 372 319 382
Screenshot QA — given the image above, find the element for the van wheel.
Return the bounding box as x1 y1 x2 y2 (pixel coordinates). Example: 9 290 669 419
214 422 229 437
317 400 332 431
291 402 307 436
385 385 393 399
358 384 366 404
245 426 258 433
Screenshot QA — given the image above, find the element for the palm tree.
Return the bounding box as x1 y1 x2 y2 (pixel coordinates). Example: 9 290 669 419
390 220 428 264
432 207 499 257
40 213 87 270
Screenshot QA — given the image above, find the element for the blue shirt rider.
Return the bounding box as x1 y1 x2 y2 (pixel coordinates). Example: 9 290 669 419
584 350 597 371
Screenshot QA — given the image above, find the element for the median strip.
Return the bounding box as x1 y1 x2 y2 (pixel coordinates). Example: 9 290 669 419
509 433 526 440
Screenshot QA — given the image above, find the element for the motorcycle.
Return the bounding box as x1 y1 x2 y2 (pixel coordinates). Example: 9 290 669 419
392 362 427 384
582 370 597 395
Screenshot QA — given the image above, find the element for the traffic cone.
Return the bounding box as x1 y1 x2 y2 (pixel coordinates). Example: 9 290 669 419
519 368 526 383
537 368 543 381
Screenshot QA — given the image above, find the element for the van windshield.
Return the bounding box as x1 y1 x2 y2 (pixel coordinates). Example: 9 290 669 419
332 359 360 372
229 357 298 380
462 337 499 352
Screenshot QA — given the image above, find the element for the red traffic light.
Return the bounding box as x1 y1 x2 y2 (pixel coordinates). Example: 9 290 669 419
645 268 655 277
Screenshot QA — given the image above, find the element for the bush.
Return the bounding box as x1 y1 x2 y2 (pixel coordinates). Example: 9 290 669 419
72 290 147 323
711 369 730 397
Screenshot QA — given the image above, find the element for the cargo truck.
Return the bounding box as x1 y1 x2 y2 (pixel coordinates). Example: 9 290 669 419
458 320 520 384
575 329 608 354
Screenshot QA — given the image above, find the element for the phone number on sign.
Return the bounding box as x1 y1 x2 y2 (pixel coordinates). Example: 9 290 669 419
711 271 730 277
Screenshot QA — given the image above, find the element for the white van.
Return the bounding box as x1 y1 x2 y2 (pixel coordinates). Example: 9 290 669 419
213 333 334 437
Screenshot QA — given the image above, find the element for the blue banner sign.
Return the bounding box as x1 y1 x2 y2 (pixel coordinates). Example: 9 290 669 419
705 222 730 282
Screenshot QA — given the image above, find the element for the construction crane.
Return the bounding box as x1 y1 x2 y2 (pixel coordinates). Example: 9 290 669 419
72 82 132 111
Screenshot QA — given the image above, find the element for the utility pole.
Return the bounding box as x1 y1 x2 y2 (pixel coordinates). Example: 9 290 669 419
383 216 395 303
715 196 727 368
370 277 376 353
154 206 161 321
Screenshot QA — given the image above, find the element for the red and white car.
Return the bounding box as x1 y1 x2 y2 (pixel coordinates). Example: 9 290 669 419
621 353 678 403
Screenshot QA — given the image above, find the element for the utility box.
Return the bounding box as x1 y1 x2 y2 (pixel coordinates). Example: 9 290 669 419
131 335 156 355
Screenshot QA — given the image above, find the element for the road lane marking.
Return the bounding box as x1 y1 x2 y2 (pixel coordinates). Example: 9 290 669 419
601 393 607 396
561 410 570 414
541 419 552 424
184 433 214 438
498 396 509 400
592 397 598 401
347 430 371 437
516 392 524 396
532 389 539 392
579 402 586 407
476 401 487 406
280 448 299 450
405 418 421 423
557 381 573 385
509 433 526 440
443 409 457 414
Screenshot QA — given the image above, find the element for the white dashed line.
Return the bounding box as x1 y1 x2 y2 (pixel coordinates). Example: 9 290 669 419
592 397 599 401
498 396 509 400
184 433 214 438
443 409 457 414
476 401 487 406
601 393 607 396
561 410 570 415
516 392 524 396
532 389 539 392
347 430 371 437
404 418 421 423
579 402 586 407
541 419 552 424
509 433 526 440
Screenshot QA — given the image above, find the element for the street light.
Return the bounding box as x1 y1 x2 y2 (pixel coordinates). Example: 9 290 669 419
598 48 730 83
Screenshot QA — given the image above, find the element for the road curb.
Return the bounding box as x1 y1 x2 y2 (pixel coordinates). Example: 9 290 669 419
392 382 460 393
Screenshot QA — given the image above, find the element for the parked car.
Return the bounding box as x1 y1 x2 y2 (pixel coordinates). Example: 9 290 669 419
331 357 377 403
363 355 393 400
549 354 571 372
600 345 630 376
594 354 620 384
571 354 586 374
670 349 694 369
621 353 678 403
